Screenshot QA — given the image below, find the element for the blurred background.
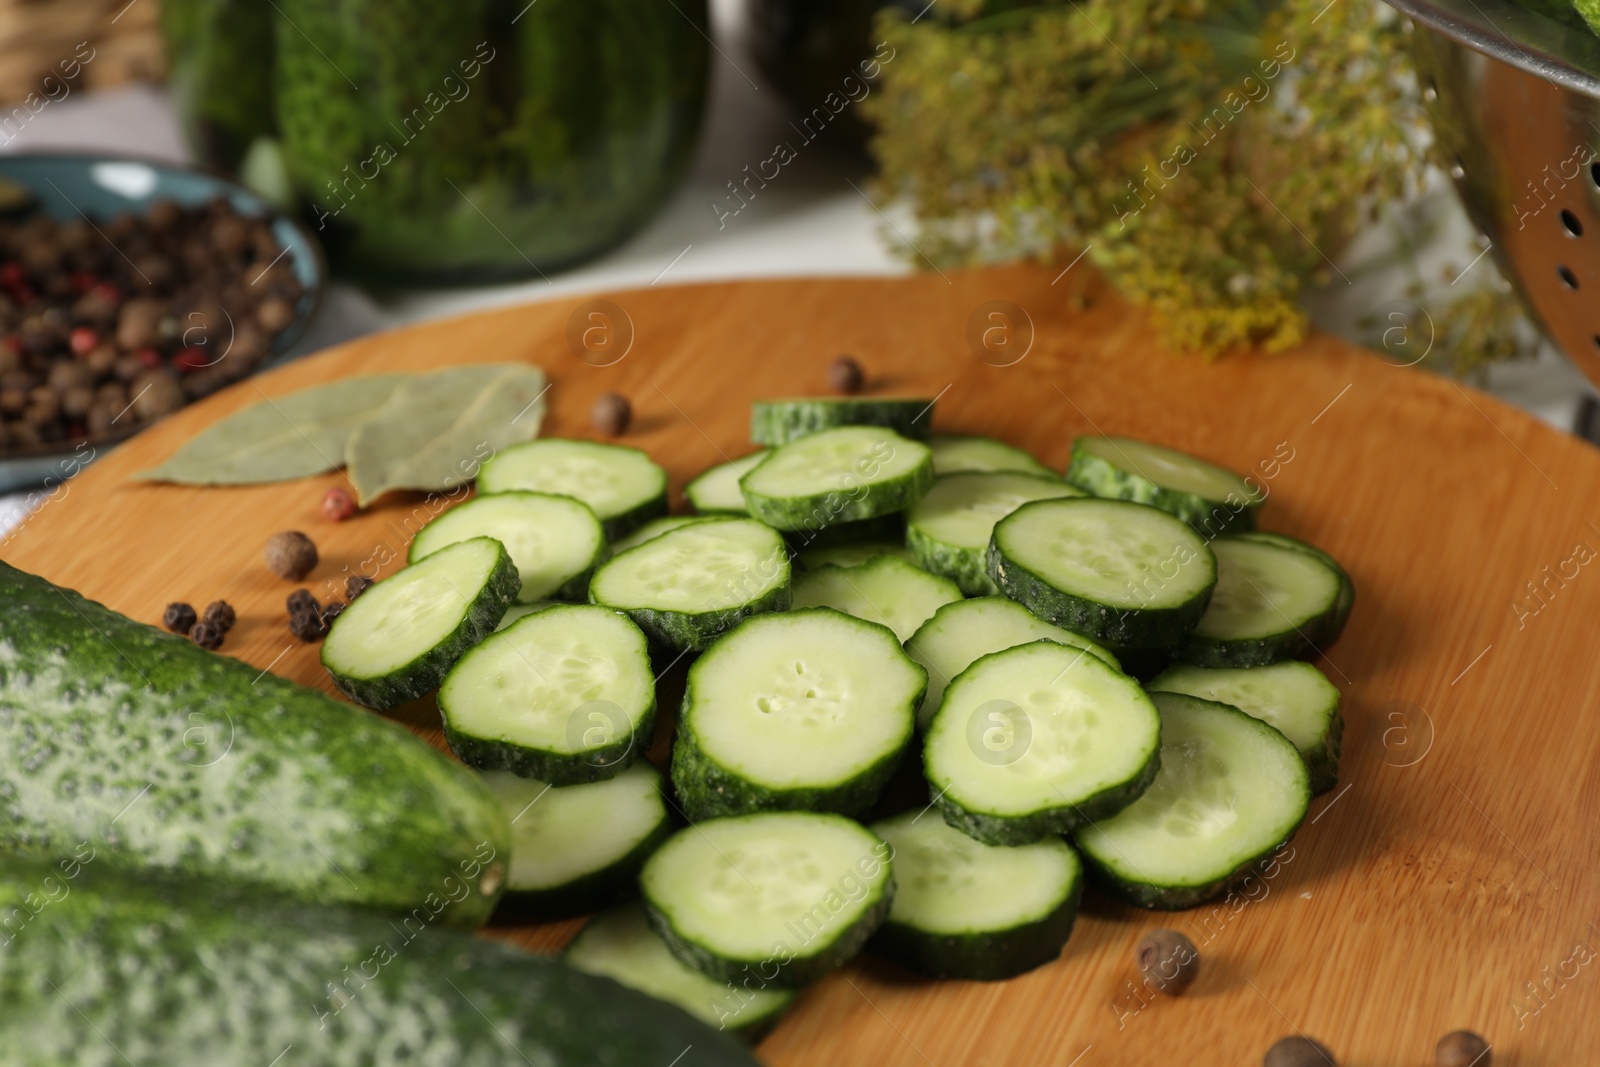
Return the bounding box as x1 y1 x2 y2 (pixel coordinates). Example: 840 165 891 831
1 0 1599 531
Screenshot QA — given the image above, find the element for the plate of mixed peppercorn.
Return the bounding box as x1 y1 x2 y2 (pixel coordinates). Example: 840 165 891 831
0 152 323 492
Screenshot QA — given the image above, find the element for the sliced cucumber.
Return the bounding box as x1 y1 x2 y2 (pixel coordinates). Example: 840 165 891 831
567 902 797 1039
1233 530 1354 640
908 472 1083 595
672 608 925 820
481 762 670 920
478 439 668 538
1075 691 1310 909
1176 536 1342 668
439 603 655 784
929 434 1055 477
322 536 519 709
751 396 934 446
685 451 768 514
791 556 962 643
640 811 894 988
988 497 1217 649
868 810 1082 981
1066 435 1263 536
923 639 1161 845
409 491 605 603
905 596 1119 731
611 515 713 554
588 518 791 651
1148 661 1343 793
740 426 934 531
496 601 554 630
796 540 918 571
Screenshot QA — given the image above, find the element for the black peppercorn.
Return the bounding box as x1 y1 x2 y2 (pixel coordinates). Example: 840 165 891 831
320 600 346 628
201 600 236 633
830 355 864 394
1436 1031 1490 1067
591 392 631 436
345 575 373 601
286 588 319 616
1136 928 1199 995
1264 1036 1337 1067
188 621 223 650
162 602 196 634
288 608 327 643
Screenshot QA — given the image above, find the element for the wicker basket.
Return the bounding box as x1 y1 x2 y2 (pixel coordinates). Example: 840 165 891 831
0 0 163 107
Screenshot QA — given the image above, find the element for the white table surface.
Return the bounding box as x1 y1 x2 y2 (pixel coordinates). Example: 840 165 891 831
0 0 1593 538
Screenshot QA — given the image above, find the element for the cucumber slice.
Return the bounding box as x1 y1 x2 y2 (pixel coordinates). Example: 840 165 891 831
478 439 669 538
1176 537 1342 668
1233 530 1354 639
611 515 713 554
589 518 791 652
791 556 962 643
685 451 769 514
751 397 934 446
924 639 1161 845
1148 661 1343 793
672 608 925 820
908 472 1083 595
905 596 1119 731
868 810 1082 981
640 811 894 988
1066 435 1263 536
930 434 1055 477
797 540 918 570
439 604 655 784
740 426 934 531
988 497 1217 649
409 491 605 603
482 762 670 920
496 601 555 630
1075 691 1310 909
567 902 797 1039
322 536 519 709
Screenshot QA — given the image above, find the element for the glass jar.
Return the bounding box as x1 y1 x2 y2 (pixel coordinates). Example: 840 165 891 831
164 0 710 284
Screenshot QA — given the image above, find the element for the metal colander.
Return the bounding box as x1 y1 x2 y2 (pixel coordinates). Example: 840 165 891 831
1391 0 1600 387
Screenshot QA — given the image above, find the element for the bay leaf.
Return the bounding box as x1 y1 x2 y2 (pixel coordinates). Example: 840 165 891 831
345 362 548 505
135 375 406 485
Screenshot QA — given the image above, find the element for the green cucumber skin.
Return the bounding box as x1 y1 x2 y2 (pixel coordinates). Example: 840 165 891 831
1173 625 1328 670
868 878 1081 981
645 885 895 990
907 523 997 596
324 539 522 709
494 818 674 923
783 511 906 551
671 722 910 822
599 489 671 540
1066 446 1258 537
0 561 509 928
1303 706 1343 795
0 863 759 1067
743 449 935 531
931 750 1162 846
442 706 655 787
986 538 1215 650
750 398 935 446
1077 829 1305 911
603 582 793 653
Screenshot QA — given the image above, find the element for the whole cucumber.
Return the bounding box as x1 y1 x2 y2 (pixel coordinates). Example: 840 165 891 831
0 860 759 1067
0 561 509 926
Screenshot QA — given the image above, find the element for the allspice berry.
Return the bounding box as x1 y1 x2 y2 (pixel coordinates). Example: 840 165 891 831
1436 1031 1490 1067
162 602 197 634
591 391 631 436
264 531 318 580
829 355 863 394
1264 1036 1337 1067
1136 929 1199 995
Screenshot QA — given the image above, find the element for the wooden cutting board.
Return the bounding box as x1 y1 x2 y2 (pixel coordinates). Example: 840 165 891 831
4 265 1597 1067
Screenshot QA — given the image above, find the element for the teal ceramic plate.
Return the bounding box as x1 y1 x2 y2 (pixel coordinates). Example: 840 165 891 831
0 153 324 494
